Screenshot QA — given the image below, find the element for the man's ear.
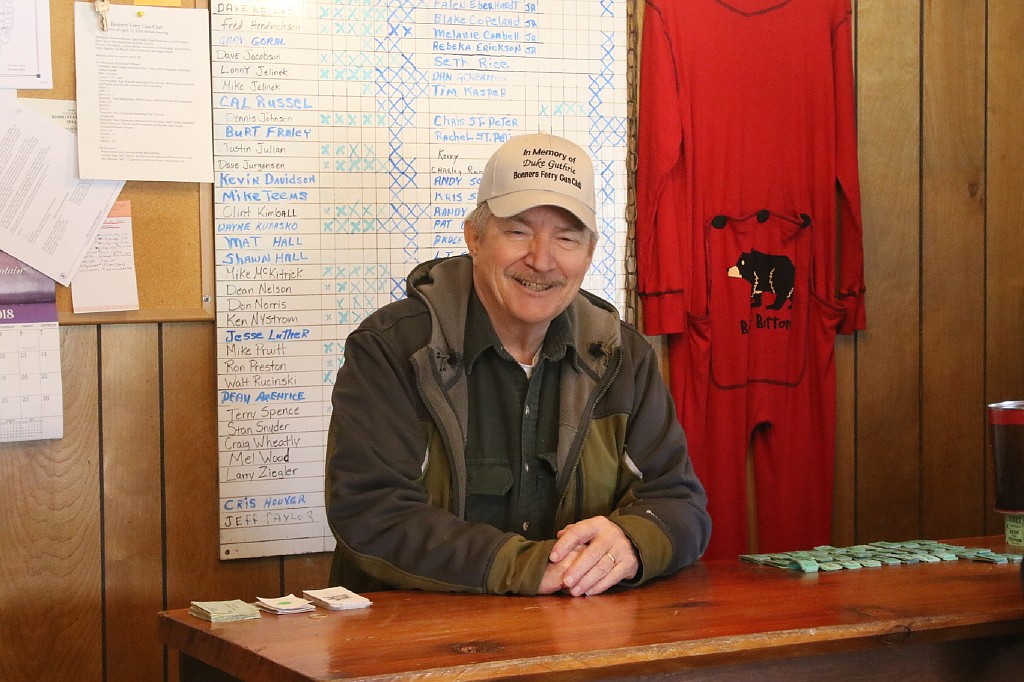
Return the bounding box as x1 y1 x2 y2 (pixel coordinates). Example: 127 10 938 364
463 219 479 256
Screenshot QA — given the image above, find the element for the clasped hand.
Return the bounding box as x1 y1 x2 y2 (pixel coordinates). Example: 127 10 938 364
539 516 638 596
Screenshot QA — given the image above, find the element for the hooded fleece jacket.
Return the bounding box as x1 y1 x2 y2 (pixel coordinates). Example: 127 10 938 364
325 255 710 594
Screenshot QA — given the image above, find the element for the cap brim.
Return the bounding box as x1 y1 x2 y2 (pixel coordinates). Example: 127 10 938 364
486 190 597 234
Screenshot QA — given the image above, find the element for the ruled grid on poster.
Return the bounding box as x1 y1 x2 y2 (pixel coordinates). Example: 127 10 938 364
214 0 628 559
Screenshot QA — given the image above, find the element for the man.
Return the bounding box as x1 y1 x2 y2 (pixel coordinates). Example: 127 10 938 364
325 133 710 596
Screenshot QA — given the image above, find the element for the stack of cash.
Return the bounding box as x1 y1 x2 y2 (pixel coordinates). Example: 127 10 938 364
255 594 316 615
302 586 372 610
189 599 261 622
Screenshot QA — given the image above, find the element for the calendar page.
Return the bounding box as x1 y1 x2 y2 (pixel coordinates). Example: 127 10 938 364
0 252 63 442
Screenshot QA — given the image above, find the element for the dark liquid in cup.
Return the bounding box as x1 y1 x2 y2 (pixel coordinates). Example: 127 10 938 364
990 420 1024 513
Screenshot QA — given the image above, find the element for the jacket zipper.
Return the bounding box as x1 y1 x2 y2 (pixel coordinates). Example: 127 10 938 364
554 349 622 522
416 350 466 516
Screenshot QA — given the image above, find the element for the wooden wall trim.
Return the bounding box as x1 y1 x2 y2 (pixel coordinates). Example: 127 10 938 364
854 0 924 541
101 324 164 682
985 0 1024 534
0 326 102 680
920 0 988 539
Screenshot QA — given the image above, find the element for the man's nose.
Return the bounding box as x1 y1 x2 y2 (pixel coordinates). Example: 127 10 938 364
523 235 556 270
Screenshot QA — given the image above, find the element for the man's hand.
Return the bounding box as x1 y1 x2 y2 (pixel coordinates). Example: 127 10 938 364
547 517 638 596
537 547 581 594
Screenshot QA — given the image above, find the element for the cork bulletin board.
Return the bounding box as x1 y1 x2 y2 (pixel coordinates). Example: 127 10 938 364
16 0 213 324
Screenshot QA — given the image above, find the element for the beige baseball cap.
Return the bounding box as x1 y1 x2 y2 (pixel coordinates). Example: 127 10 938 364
476 133 597 234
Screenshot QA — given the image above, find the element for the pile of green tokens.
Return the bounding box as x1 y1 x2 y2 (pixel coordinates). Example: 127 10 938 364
740 539 1024 573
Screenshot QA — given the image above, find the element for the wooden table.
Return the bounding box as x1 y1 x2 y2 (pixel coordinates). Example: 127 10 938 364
158 537 1024 681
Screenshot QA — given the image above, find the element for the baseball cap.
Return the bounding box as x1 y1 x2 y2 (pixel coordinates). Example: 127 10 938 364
476 133 597 234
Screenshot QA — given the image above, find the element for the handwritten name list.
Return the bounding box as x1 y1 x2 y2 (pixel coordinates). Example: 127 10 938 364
214 0 628 559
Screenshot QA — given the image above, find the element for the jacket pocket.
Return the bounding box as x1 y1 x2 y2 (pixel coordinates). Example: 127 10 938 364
465 460 513 527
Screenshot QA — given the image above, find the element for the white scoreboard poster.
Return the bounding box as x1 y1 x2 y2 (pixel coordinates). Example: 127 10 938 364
213 0 628 559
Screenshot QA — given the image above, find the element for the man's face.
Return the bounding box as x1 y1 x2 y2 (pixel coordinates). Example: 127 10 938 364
465 205 595 343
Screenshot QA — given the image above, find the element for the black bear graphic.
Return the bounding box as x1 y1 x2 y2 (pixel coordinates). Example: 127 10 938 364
727 250 794 310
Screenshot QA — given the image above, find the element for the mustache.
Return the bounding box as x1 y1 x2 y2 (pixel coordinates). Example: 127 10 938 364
508 271 567 288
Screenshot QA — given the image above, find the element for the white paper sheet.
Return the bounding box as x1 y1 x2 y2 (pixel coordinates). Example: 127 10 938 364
20 98 77 134
73 3 214 182
0 98 124 286
0 0 53 90
71 200 140 314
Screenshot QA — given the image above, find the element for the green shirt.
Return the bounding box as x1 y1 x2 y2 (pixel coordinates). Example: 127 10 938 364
462 289 575 541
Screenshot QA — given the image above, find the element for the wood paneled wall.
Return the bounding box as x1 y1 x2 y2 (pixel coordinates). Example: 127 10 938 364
2 2 1023 680
845 0 1024 546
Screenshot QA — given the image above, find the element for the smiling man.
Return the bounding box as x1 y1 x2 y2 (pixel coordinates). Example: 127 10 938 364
325 133 710 596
